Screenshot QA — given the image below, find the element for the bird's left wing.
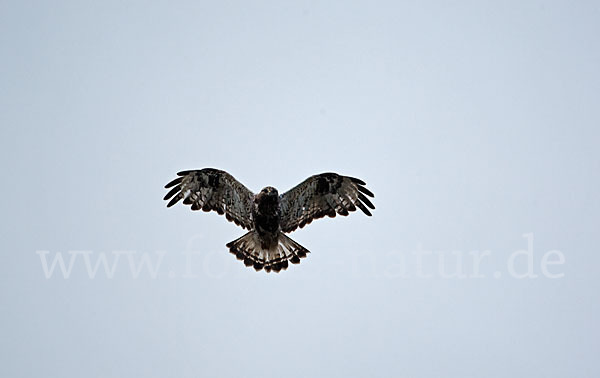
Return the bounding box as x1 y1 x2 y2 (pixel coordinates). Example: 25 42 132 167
163 168 254 230
279 173 375 233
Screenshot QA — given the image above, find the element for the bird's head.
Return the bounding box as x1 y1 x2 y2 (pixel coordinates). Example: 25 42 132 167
260 186 279 197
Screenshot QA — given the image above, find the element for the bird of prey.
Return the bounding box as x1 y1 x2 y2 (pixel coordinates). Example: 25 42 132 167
164 168 375 273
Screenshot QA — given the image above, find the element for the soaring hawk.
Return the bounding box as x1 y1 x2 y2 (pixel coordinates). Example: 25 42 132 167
164 168 375 273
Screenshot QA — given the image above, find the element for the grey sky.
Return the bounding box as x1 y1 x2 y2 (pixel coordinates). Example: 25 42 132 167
1 1 599 377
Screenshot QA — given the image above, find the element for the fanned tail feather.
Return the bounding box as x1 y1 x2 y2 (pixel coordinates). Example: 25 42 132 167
226 232 310 273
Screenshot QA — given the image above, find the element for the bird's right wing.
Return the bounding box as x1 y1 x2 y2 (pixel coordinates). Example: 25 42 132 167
163 168 255 230
279 172 375 233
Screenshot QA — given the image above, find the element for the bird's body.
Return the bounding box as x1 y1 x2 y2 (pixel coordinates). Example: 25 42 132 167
252 187 281 250
164 168 374 272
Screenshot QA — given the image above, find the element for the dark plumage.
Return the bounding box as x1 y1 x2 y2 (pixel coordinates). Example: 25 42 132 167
164 168 375 273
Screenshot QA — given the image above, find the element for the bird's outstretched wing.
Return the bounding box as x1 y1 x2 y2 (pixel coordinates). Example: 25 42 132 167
279 173 375 233
163 168 254 230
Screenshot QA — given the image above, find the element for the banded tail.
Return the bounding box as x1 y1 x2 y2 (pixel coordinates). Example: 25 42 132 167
226 232 310 273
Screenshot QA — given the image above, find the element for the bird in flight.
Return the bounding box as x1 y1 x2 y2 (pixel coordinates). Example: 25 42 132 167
164 168 375 273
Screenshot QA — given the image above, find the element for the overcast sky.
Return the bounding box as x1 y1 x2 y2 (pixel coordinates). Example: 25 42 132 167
1 1 599 377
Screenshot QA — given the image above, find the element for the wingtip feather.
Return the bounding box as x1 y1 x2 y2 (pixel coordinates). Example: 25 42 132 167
165 177 183 188
348 176 366 185
357 193 375 210
167 195 182 207
177 170 195 176
356 201 372 216
357 185 374 198
163 186 180 200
